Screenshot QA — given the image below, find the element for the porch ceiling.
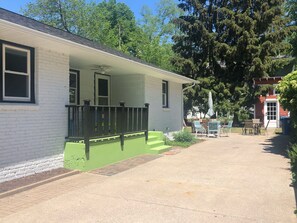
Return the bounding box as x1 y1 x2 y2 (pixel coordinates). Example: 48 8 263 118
0 19 193 84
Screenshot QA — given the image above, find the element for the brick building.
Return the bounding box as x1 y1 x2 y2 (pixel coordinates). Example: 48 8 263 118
253 77 289 128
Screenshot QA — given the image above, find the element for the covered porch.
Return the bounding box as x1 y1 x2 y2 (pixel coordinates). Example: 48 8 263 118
66 49 153 150
64 53 175 171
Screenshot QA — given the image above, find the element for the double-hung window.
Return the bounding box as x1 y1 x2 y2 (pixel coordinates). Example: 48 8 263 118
1 41 35 103
162 80 169 108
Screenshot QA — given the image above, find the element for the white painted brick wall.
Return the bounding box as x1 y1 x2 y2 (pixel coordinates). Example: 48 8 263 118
0 154 63 183
145 76 183 132
79 70 145 107
78 69 182 131
111 74 145 107
78 69 94 105
0 47 69 183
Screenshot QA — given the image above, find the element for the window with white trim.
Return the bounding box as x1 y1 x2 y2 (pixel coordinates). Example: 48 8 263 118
1 41 35 103
95 74 110 106
162 80 169 108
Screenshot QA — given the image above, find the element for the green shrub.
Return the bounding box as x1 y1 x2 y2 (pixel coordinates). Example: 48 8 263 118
277 71 297 134
288 144 297 185
173 131 195 143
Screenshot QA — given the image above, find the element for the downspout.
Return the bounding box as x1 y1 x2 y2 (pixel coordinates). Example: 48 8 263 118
181 81 199 129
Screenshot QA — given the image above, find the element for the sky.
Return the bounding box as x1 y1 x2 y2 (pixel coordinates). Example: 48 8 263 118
0 0 162 20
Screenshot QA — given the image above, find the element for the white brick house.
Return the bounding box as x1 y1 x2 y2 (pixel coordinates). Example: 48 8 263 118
0 8 194 182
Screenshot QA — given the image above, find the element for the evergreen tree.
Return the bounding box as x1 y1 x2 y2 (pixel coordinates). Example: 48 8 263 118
286 0 297 60
173 0 292 121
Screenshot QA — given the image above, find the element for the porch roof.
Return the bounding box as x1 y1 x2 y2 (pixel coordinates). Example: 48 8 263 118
0 8 194 84
253 76 283 85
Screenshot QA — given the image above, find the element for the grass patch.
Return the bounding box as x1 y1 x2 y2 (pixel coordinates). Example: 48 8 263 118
231 127 283 134
183 126 192 133
230 127 243 134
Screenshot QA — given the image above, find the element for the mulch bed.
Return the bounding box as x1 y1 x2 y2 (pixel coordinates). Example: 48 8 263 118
0 168 71 194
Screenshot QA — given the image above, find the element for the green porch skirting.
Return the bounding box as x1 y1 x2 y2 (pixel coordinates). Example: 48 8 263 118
64 131 167 171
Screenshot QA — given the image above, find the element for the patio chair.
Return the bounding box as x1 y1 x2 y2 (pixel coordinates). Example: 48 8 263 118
208 121 220 137
242 120 254 135
222 121 233 136
193 121 206 137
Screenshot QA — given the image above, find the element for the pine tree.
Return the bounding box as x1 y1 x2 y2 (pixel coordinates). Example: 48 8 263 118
173 0 292 121
286 0 297 59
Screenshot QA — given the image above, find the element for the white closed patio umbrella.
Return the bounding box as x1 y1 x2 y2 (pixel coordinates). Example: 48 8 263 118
207 91 215 117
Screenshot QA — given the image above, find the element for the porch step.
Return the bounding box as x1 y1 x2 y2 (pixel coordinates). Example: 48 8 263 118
148 145 172 154
147 135 159 142
147 140 165 149
147 131 170 154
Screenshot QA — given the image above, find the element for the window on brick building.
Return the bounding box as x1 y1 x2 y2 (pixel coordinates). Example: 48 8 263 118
0 41 35 103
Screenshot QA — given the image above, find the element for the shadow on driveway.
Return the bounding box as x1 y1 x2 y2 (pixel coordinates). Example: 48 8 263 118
262 134 289 158
261 134 296 212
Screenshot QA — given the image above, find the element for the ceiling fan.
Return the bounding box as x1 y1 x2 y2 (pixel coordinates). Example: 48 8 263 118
90 65 112 73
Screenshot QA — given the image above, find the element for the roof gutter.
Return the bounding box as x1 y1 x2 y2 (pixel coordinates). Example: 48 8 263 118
182 80 199 92
0 18 194 84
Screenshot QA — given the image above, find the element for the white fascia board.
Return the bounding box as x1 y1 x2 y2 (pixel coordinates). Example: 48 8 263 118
0 19 195 84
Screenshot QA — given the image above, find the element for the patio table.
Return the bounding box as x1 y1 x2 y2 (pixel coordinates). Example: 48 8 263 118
242 120 254 135
242 119 262 135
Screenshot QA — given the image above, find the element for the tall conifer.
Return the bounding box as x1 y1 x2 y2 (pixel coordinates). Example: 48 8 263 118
173 0 292 120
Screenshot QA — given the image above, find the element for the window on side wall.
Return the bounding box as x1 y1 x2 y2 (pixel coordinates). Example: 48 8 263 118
162 80 169 108
1 41 35 103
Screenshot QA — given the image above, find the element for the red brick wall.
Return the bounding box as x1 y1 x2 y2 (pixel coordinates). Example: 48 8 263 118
254 77 289 122
255 95 289 122
255 98 264 123
280 106 289 117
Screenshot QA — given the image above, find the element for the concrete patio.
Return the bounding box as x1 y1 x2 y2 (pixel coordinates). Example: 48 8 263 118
0 133 296 223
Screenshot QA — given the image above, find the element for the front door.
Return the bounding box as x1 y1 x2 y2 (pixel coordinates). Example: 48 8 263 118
95 73 110 105
264 101 278 128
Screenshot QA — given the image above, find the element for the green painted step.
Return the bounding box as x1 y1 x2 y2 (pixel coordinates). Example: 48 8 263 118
147 135 159 141
148 145 172 154
148 131 164 141
147 140 165 149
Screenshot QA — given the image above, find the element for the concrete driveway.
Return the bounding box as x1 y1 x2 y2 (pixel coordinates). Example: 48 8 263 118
0 133 296 223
